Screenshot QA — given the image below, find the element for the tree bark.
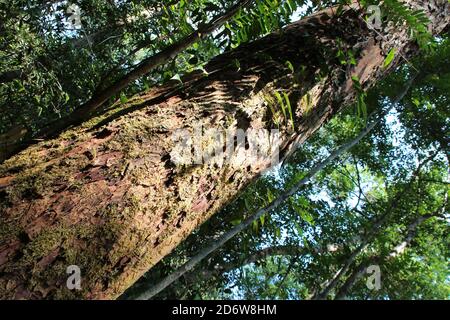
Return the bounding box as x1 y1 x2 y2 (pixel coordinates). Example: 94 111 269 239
0 1 448 299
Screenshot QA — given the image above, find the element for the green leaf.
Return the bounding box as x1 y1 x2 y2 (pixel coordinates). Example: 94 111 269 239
300 210 314 225
285 60 294 73
120 92 128 104
274 91 286 118
244 197 251 210
252 219 259 233
230 218 242 226
232 59 241 71
283 92 295 130
267 188 275 203
291 197 315 225
275 228 281 239
384 48 397 68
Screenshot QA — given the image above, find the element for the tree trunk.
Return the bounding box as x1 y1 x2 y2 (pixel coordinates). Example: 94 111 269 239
0 1 448 299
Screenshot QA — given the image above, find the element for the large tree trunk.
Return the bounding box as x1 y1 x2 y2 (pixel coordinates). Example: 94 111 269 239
0 1 448 299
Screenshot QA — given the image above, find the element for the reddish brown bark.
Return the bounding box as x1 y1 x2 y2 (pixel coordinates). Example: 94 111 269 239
0 1 448 299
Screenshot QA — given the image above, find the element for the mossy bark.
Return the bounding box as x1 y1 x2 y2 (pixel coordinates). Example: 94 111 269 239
0 2 448 299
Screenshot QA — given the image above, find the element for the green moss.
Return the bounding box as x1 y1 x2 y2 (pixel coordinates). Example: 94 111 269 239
0 221 21 240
